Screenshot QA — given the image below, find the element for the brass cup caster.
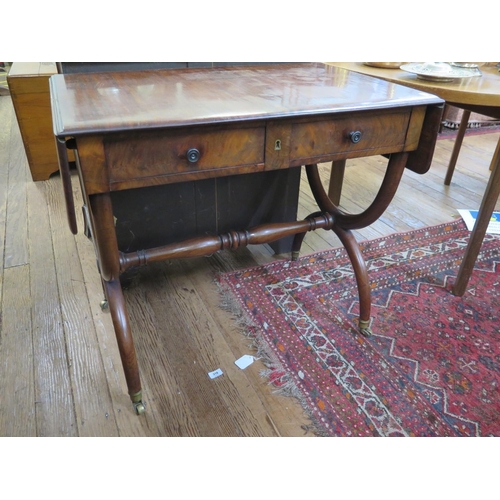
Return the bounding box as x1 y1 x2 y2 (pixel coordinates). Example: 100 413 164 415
131 391 146 415
358 319 372 337
100 300 109 312
133 401 146 415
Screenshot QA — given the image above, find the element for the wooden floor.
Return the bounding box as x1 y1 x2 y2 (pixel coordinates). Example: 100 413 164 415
1 93 499 437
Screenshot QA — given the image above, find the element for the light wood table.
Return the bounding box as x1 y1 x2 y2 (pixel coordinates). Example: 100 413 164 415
7 62 75 181
50 63 443 413
328 63 500 296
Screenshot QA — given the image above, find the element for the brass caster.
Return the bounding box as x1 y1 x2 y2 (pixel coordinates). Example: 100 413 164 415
133 401 146 415
358 319 372 337
360 327 372 337
100 300 109 312
291 251 300 261
131 391 145 415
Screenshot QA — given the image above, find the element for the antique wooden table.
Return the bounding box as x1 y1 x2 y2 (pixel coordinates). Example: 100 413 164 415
329 62 500 296
50 63 443 414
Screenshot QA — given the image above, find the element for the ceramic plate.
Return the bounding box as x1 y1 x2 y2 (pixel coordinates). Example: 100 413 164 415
400 63 481 82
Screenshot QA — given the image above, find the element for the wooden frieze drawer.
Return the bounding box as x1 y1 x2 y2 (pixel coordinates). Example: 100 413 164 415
105 125 266 189
288 109 412 165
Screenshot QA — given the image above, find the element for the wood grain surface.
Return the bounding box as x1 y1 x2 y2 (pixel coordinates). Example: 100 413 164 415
49 63 442 136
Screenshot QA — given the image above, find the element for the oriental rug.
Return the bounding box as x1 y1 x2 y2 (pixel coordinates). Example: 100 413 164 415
437 124 500 140
217 220 500 436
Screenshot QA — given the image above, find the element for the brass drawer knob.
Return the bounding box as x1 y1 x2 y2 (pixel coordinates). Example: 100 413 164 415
349 131 362 144
187 148 201 163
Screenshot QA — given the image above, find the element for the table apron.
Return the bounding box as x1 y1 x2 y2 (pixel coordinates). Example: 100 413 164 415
77 107 423 194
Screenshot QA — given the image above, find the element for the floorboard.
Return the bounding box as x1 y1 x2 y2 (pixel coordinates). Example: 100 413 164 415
4 114 28 268
0 265 35 436
27 180 77 436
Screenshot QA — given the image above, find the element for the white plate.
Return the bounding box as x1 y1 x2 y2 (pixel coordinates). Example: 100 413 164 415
400 62 481 82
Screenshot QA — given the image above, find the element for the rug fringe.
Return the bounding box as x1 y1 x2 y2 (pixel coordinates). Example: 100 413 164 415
216 278 331 437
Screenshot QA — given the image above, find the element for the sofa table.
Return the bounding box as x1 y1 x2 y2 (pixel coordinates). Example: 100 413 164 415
50 63 443 414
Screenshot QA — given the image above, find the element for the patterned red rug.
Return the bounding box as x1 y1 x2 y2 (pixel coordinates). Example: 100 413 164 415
217 220 500 436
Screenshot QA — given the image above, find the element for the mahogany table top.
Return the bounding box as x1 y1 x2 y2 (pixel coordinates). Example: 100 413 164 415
49 63 442 137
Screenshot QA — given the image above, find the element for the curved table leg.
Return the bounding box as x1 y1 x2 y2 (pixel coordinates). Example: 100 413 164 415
299 153 409 335
89 193 145 414
103 278 145 414
309 154 409 230
332 224 372 337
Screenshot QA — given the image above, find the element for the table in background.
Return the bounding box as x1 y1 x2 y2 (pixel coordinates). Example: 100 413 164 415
50 63 443 413
7 62 75 181
328 62 500 296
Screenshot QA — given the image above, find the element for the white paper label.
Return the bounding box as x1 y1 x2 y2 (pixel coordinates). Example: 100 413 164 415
208 368 223 379
234 355 256 370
